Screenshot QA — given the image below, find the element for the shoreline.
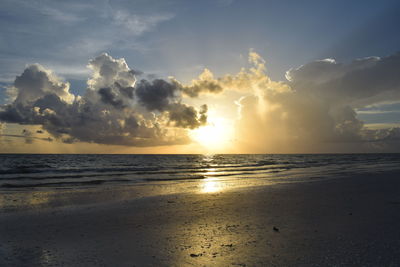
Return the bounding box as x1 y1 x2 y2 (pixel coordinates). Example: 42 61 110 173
2 170 400 266
0 166 392 213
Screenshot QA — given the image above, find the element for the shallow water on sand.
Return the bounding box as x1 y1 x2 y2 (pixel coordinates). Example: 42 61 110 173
2 154 400 266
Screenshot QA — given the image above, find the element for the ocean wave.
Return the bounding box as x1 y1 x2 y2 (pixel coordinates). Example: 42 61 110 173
0 178 130 188
1 154 400 190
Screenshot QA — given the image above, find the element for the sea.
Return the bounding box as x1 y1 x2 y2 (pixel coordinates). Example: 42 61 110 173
1 154 400 191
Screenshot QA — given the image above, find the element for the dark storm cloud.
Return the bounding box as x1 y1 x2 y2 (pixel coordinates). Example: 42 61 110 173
168 103 207 129
135 79 178 111
182 80 223 98
98 87 125 109
115 82 135 99
0 54 208 146
134 78 208 129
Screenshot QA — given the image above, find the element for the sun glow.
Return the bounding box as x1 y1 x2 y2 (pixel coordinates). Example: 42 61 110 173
190 117 234 152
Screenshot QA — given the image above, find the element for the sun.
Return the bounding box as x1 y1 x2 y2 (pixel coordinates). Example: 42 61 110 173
190 116 234 151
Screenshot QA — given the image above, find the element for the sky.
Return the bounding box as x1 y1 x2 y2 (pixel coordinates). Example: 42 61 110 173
0 0 400 153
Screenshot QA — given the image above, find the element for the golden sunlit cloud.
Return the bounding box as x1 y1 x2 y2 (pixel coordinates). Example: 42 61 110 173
190 115 234 152
2 50 400 154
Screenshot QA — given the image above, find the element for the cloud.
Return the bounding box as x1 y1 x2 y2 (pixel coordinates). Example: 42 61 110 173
86 53 137 109
0 134 53 143
22 129 33 144
10 64 75 105
98 87 125 109
363 127 400 142
135 79 178 111
168 103 208 129
134 78 208 129
237 52 400 152
0 53 207 146
177 69 223 97
87 53 137 90
0 0 175 85
2 50 400 152
286 53 400 107
40 6 84 24
181 51 400 152
174 52 274 97
112 10 173 36
185 51 400 105
0 127 53 144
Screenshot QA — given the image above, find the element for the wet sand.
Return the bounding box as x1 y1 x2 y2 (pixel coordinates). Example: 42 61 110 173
1 171 400 266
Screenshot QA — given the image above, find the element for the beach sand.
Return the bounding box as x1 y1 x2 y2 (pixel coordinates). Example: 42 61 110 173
1 171 400 266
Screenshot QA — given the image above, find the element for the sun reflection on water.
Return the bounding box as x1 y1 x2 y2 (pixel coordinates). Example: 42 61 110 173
201 178 223 193
199 160 227 193
204 167 218 176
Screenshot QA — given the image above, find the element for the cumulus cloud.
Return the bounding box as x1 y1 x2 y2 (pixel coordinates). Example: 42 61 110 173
176 51 400 152
87 53 136 90
2 50 400 152
135 79 178 111
174 51 274 97
232 52 400 152
168 104 207 129
86 53 137 109
0 53 207 146
286 53 400 108
176 69 223 97
10 64 75 105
